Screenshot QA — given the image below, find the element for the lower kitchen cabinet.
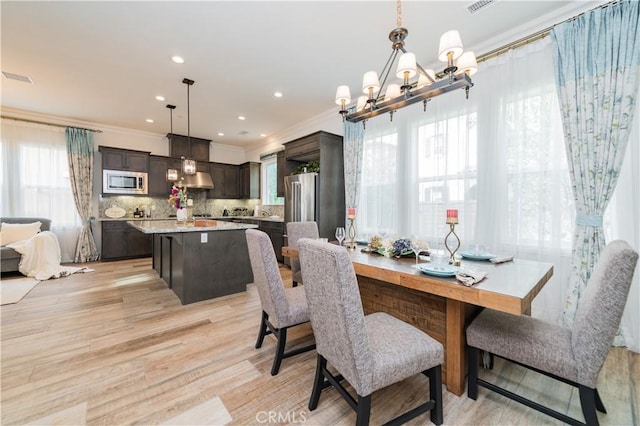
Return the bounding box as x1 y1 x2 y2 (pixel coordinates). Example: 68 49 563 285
102 221 152 260
259 221 284 263
218 218 284 262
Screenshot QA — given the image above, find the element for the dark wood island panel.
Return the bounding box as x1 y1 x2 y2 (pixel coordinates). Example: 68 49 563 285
130 220 257 305
152 229 254 304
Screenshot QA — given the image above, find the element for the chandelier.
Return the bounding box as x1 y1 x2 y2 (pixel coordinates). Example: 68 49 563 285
335 0 477 125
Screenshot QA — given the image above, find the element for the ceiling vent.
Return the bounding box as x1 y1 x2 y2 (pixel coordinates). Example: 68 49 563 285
2 71 34 84
467 0 496 14
237 130 249 136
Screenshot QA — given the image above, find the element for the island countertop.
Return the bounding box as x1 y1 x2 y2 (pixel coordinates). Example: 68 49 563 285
127 219 258 234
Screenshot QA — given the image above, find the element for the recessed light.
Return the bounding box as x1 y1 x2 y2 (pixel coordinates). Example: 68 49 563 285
172 56 184 64
238 116 246 120
260 133 267 137
274 92 283 98
146 119 154 123
218 132 224 136
155 95 165 101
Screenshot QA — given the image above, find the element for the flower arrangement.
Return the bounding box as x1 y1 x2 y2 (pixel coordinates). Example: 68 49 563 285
368 235 429 258
168 184 188 210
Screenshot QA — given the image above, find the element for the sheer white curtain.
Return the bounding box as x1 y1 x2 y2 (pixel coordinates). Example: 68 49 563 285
1 120 81 262
359 39 574 324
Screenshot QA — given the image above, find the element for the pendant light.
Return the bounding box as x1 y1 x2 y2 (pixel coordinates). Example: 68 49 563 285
166 104 179 182
182 78 196 175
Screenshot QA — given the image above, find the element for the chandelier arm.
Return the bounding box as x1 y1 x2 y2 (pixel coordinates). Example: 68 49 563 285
378 49 400 101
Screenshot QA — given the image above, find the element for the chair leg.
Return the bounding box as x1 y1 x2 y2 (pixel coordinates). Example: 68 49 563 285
309 354 327 411
468 346 479 400
579 385 600 426
270 327 287 376
595 388 607 413
355 394 371 426
428 365 443 425
255 311 268 349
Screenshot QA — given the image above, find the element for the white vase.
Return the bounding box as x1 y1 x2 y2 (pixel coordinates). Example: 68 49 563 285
176 208 187 224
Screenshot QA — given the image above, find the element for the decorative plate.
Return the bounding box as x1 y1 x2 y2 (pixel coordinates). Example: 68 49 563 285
417 264 459 277
459 251 495 261
105 206 126 219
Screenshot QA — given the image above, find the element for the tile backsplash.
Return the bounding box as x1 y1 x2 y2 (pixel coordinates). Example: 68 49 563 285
99 192 283 218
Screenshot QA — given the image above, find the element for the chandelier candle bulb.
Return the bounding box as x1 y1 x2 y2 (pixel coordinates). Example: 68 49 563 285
446 209 459 224
347 208 357 219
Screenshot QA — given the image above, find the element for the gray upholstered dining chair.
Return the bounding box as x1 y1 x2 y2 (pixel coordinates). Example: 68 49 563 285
466 240 638 426
245 229 315 376
286 221 319 287
298 238 444 426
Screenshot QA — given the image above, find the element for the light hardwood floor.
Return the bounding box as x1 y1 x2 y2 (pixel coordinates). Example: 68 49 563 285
1 258 638 425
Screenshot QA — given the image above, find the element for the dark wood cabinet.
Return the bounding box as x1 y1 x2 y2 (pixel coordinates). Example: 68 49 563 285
167 133 210 162
148 155 174 196
260 221 285 262
209 162 240 199
276 150 286 198
99 146 149 172
282 131 345 240
101 221 152 260
239 162 261 199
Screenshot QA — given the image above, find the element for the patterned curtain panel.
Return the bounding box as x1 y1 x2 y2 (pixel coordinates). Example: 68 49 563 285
65 127 100 262
551 0 640 331
343 118 365 226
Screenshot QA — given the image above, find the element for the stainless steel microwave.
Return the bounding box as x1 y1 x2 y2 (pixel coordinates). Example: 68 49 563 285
102 169 148 195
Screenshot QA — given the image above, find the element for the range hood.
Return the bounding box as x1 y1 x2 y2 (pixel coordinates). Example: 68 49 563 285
182 171 214 189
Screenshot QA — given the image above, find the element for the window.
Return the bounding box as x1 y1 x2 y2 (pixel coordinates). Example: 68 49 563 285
1 121 81 262
261 155 283 205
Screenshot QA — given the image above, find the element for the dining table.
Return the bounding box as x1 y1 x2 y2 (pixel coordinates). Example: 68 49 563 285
282 244 553 396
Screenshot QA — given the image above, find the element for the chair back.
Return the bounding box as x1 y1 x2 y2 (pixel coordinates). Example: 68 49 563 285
571 240 638 387
298 238 373 393
245 229 290 328
286 221 319 276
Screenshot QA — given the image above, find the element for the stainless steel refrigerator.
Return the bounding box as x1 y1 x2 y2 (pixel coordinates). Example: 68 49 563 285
284 172 318 223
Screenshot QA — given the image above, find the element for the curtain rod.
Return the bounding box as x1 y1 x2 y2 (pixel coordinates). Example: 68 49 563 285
1 115 103 133
476 0 617 63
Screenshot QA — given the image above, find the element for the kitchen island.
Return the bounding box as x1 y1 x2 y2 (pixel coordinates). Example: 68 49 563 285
128 220 258 304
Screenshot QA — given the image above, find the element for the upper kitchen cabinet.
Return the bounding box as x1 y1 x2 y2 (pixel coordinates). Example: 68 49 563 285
148 155 174 196
283 131 342 163
209 162 240 199
167 133 210 162
99 146 149 172
239 162 261 199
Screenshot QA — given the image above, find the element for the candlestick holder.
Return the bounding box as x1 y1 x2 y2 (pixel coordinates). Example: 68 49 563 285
444 223 461 264
348 218 357 251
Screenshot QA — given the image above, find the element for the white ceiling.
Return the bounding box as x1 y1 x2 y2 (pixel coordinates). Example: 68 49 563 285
1 1 601 149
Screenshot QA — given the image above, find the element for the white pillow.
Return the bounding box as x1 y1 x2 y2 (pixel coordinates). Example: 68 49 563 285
0 221 42 246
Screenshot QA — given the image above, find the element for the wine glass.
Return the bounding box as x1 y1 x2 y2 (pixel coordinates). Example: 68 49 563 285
335 227 346 246
410 235 423 264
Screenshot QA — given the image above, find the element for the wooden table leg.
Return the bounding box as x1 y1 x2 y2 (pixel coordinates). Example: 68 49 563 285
445 298 467 396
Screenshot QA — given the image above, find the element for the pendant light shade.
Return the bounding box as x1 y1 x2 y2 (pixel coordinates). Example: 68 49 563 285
182 78 196 176
335 85 352 105
438 30 464 62
166 104 178 182
396 52 417 79
362 71 381 95
456 51 478 76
